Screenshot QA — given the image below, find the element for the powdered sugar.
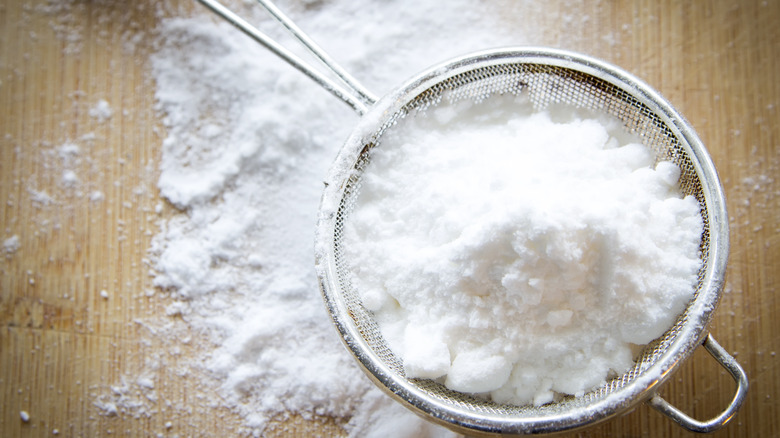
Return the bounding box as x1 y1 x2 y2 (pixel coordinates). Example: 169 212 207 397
343 95 703 405
3 235 21 255
146 0 537 435
88 99 113 123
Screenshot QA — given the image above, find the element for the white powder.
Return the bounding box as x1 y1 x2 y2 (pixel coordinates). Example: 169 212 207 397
143 0 545 436
89 99 113 123
343 95 703 406
62 169 79 187
89 190 105 202
57 142 80 160
28 189 55 207
3 235 21 255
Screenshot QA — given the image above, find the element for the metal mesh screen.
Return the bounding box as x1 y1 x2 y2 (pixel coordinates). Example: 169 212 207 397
330 62 710 417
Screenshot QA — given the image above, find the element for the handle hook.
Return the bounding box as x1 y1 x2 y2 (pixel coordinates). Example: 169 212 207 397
648 334 748 433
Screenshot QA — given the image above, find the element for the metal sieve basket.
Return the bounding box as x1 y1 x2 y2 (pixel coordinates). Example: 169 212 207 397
194 1 746 434
314 49 747 435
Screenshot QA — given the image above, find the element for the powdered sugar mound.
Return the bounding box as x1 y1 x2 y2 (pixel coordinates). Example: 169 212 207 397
152 17 338 208
149 12 371 426
209 298 367 429
344 96 703 406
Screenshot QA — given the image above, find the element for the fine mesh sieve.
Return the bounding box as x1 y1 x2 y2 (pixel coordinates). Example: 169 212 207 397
197 1 747 434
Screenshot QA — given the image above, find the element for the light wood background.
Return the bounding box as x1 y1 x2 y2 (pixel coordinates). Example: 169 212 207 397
1 0 778 436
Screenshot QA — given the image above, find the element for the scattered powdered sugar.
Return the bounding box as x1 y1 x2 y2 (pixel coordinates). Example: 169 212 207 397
28 188 55 207
88 99 113 123
343 95 703 406
89 190 105 202
3 235 21 255
57 141 80 161
144 0 542 435
727 145 780 234
61 169 79 187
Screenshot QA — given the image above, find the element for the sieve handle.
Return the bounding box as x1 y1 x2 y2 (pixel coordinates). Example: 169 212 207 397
648 334 748 433
195 0 377 115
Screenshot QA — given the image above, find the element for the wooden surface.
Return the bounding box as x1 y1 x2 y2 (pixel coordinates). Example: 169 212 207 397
1 0 778 436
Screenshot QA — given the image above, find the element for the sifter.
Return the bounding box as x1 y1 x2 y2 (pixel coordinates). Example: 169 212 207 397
196 0 748 435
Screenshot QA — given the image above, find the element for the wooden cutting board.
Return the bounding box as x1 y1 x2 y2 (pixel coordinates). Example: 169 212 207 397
1 0 778 436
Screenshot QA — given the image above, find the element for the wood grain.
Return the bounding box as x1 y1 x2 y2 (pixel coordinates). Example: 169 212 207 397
1 0 778 436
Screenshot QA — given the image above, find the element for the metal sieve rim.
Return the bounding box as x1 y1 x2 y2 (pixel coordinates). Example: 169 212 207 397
314 47 729 435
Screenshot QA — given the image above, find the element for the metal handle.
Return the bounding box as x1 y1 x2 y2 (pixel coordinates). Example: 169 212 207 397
195 0 376 115
648 334 748 433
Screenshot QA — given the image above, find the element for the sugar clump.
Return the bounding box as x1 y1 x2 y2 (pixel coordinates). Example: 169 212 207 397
3 235 21 255
89 99 113 123
344 94 703 406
